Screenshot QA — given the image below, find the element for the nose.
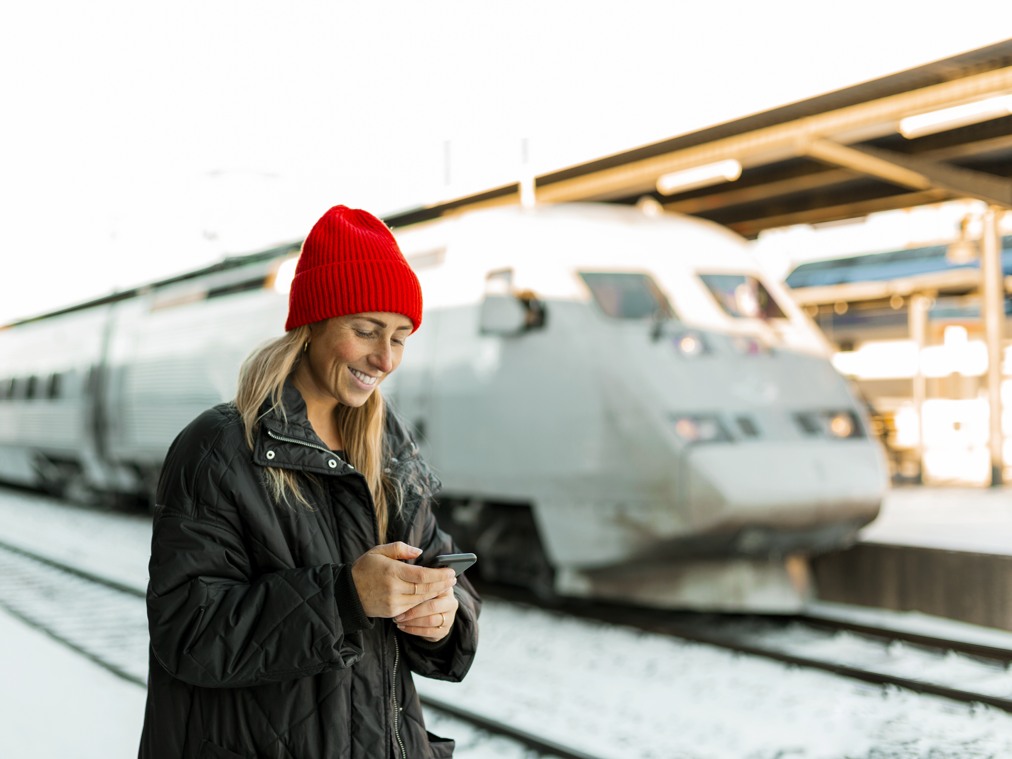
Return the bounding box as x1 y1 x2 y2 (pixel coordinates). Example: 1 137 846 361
369 340 395 374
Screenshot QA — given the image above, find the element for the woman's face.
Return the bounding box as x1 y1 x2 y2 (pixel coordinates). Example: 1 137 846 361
296 312 412 409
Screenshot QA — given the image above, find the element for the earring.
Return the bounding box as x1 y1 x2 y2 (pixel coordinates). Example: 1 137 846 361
303 339 310 354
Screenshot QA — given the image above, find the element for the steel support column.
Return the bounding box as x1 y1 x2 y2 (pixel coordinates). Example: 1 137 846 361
908 293 931 484
981 207 1007 486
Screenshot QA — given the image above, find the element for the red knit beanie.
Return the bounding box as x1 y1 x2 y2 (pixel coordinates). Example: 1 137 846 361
285 205 422 332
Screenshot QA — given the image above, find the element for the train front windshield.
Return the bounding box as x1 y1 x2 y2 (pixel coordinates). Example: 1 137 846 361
699 274 786 320
579 271 677 320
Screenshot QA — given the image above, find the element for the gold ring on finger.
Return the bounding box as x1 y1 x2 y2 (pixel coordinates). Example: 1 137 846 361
440 612 446 627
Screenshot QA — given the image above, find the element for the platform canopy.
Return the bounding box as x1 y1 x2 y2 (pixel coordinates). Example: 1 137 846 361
387 40 1012 239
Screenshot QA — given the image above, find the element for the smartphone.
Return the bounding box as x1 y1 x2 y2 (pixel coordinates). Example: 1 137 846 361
433 552 477 577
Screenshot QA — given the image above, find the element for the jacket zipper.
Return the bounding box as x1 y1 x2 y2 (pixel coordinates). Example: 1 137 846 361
370 473 405 759
391 636 406 759
266 428 336 457
270 426 407 756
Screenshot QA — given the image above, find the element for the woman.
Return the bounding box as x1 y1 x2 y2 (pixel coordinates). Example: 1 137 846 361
139 205 481 759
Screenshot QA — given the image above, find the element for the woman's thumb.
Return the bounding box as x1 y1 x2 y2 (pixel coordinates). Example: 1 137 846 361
371 542 423 560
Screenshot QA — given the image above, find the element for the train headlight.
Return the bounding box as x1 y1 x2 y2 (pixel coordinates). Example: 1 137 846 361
677 333 704 356
670 414 732 444
827 412 856 439
671 330 708 357
794 410 864 439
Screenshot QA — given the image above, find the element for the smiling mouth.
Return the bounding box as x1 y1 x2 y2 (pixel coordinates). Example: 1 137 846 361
349 367 378 387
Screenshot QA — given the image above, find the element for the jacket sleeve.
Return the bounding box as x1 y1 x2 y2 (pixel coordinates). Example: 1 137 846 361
400 503 481 683
383 409 481 681
146 413 368 689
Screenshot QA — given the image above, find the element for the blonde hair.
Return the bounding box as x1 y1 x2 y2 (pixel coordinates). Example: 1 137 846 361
235 325 397 541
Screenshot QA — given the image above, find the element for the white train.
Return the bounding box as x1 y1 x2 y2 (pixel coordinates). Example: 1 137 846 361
0 203 888 611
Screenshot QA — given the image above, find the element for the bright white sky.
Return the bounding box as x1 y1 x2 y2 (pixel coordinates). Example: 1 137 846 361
1 1 1010 325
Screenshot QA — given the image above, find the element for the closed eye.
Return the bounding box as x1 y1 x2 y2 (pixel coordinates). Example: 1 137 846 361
355 328 406 347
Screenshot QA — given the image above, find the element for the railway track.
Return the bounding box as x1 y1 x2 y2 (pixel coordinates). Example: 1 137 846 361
522 589 1012 713
0 540 604 759
0 540 149 685
652 612 1012 712
5 485 1012 757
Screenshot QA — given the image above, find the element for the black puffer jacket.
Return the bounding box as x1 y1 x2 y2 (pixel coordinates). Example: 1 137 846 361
138 381 480 759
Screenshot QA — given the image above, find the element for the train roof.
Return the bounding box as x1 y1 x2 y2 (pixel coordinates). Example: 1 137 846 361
8 202 771 329
785 235 1012 297
400 201 752 249
4 241 301 329
398 203 759 281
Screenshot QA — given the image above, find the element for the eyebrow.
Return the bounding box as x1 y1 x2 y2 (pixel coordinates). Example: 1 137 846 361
357 316 412 332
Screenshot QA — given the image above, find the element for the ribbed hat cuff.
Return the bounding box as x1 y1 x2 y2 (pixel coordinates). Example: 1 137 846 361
285 259 422 332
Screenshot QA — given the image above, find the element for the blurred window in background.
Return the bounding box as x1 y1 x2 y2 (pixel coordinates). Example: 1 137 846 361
700 274 786 320
579 271 678 320
46 373 62 400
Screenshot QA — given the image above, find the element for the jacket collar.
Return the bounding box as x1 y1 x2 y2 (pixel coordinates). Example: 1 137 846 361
252 377 359 476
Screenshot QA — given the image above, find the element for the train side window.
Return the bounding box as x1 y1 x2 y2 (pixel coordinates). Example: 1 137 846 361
699 274 786 320
578 271 677 320
0 378 8 400
25 375 39 400
46 372 63 400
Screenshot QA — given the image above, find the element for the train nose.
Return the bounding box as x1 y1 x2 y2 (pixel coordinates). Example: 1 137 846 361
683 439 888 538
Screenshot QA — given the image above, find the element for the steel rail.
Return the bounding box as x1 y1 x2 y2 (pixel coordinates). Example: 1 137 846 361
482 583 1012 714
0 539 148 686
658 619 1012 714
795 611 1012 664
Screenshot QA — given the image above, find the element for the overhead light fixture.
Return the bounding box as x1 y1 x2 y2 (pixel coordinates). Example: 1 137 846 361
899 94 1012 139
656 159 742 195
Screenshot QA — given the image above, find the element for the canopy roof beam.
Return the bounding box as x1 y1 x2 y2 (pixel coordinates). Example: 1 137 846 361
803 139 1012 208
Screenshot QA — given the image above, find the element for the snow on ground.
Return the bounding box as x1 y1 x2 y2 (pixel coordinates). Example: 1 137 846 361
0 606 147 758
416 600 1012 758
5 487 1012 757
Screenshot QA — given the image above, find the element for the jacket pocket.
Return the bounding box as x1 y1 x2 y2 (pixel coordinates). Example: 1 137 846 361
427 731 456 758
198 739 250 759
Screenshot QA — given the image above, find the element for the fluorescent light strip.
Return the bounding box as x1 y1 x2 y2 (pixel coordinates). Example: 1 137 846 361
899 94 1012 139
656 159 742 195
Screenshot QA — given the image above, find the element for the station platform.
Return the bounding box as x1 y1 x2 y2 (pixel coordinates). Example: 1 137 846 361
813 483 1012 631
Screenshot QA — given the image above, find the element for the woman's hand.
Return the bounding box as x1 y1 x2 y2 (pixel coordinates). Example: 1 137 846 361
393 586 459 642
351 542 456 621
